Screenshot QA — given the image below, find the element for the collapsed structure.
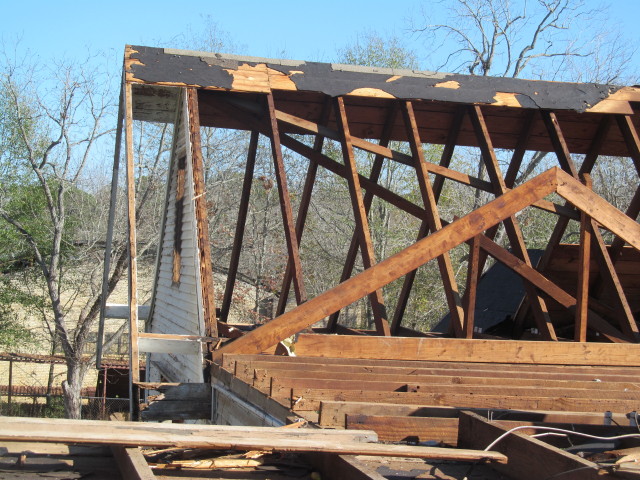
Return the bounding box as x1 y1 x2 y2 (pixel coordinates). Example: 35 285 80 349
18 45 640 478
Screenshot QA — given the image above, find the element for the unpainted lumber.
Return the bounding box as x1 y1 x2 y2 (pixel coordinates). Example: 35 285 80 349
0 417 507 463
457 411 607 480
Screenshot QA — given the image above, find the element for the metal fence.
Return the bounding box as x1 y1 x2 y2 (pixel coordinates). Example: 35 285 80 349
0 354 130 419
0 395 129 419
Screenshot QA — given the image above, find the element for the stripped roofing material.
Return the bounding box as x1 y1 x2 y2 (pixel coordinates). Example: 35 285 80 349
128 45 620 111
125 45 640 156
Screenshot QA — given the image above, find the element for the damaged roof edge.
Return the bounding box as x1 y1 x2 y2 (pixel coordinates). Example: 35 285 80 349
126 45 632 113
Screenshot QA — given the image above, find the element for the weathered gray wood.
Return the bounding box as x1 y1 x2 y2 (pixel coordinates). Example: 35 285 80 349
111 445 156 480
0 417 506 462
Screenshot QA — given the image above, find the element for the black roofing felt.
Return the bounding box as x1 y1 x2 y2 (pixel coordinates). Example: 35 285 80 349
129 46 621 112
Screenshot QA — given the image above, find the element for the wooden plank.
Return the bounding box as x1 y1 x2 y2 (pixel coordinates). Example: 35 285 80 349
290 334 640 366
210 169 560 361
220 130 258 323
265 92 307 305
258 371 638 395
225 353 640 376
457 411 607 480
347 415 458 445
111 446 156 480
334 96 390 335
244 362 640 387
0 417 507 462
541 111 580 177
291 387 640 413
318 400 630 428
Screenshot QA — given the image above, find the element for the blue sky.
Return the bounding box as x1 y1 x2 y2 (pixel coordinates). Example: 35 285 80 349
2 0 639 79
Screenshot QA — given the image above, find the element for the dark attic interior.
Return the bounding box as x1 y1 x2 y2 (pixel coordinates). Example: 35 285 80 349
3 45 640 480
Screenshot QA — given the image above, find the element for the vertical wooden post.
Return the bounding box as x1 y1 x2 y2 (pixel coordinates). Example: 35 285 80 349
220 130 259 322
516 115 611 334
334 96 390 336
7 360 12 406
97 81 124 369
469 105 556 341
575 175 593 342
464 235 481 339
186 88 218 339
124 81 140 420
264 93 307 306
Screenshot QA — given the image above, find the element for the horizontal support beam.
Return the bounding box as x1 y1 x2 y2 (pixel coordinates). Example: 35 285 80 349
105 304 150 320
291 334 640 366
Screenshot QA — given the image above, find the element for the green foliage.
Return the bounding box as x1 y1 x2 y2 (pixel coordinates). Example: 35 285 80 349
338 32 420 70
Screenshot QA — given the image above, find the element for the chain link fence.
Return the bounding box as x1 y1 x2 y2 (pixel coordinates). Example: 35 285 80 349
0 353 130 419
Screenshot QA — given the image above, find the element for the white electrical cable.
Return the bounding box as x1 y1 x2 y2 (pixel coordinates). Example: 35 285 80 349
485 425 640 451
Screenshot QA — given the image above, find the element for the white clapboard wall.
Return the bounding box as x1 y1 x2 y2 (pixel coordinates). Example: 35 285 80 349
146 91 205 384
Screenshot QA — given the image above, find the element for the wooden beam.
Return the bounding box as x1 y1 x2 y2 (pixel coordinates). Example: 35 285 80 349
264 92 307 305
252 367 640 391
473 232 627 343
575 206 592 342
224 353 640 375
318 400 632 429
391 107 466 333
457 411 605 480
124 81 140 419
327 102 398 332
541 111 580 177
210 168 560 361
347 415 458 445
97 82 125 368
305 453 388 480
334 96 390 336
464 235 481 339
219 130 259 323
556 170 640 251
402 100 464 337
187 88 217 338
616 114 640 176
276 99 332 316
0 417 507 463
589 220 638 339
469 105 556 341
111 446 156 480
290 334 640 366
291 387 639 413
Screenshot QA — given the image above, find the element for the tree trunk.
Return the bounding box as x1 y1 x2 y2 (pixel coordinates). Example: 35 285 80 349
62 360 86 419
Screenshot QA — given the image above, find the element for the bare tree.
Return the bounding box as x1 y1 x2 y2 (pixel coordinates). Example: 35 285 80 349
411 0 633 82
0 46 169 418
